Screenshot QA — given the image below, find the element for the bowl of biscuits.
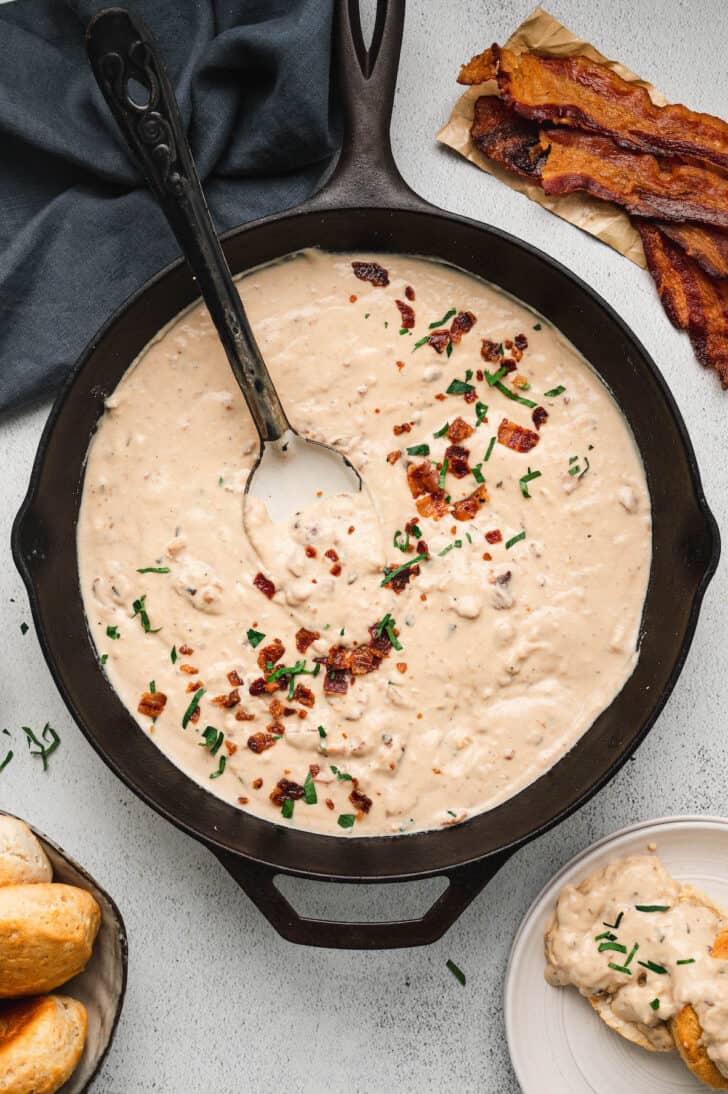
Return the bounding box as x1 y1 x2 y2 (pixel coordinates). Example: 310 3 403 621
0 812 127 1093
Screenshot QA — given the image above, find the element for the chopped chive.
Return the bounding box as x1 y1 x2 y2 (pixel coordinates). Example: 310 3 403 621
438 459 449 489
337 813 356 828
446 378 475 395
106 625 120 640
466 532 472 543
318 725 327 739
484 366 508 386
568 464 580 476
218 475 224 485
608 962 632 976
170 645 177 664
637 960 668 975
393 529 410 552
446 959 466 986
598 941 627 954
505 531 526 550
200 726 223 754
494 380 537 408
438 544 454 557
100 653 108 665
149 680 156 694
595 931 617 942
399 327 411 336
484 436 496 462
429 308 456 329
677 958 696 965
0 750 13 774
330 765 353 782
635 905 671 913
446 341 453 358
472 464 485 484
603 912 624 930
410 524 422 539
21 724 60 772
266 659 320 700
569 456 579 464
247 628 265 648
374 612 403 651
624 942 639 967
281 798 294 819
579 456 591 479
544 385 565 397
380 554 428 588
406 443 430 457
136 566 170 574
131 594 160 634
413 335 429 350
20 622 28 635
433 421 449 438
304 770 318 805
182 687 205 729
519 468 541 498
649 998 660 1010
475 401 488 426
446 810 457 817
533 323 542 331
364 312 370 319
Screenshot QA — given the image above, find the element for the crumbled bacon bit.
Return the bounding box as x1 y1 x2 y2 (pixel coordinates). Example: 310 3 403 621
481 339 502 362
485 529 503 544
348 526 355 534
227 670 243 686
235 708 255 721
247 732 276 754
502 358 517 374
349 646 379 675
257 639 284 673
387 449 402 464
384 562 420 593
211 688 240 708
324 548 339 563
297 710 308 719
292 683 315 707
393 421 412 436
324 669 348 695
514 332 528 351
352 260 389 287
269 698 285 720
476 369 484 382
415 490 449 520
396 360 405 371
138 691 167 718
404 285 415 301
252 777 263 790
407 460 440 498
225 741 238 756
463 390 477 404
532 406 548 429
330 563 342 576
253 572 276 599
295 627 320 654
497 418 540 453
396 662 407 674
325 798 335 810
186 680 203 692
189 706 200 725
326 645 349 671
269 778 305 806
444 444 471 478
268 721 285 736
434 393 447 401
512 373 529 389
305 545 317 558
483 551 492 561
451 484 489 521
447 416 474 444
428 329 451 354
179 664 198 674
238 796 249 805
249 677 271 697
179 644 194 656
449 310 477 343
349 294 357 303
396 299 415 329
350 786 372 814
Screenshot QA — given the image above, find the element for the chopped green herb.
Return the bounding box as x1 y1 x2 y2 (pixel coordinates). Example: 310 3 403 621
136 566 170 574
21 724 60 772
433 421 449 438
246 628 266 648
446 809 457 817
598 941 627 954
446 959 466 986
472 464 485 484
579 456 591 479
106 625 120 640
446 341 453 358
131 594 160 634
533 323 542 331
304 770 318 805
568 463 581 476
677 958 696 965
406 443 430 457
494 380 537 408
281 798 295 819
266 659 320 700
330 765 353 782
410 524 422 539
337 813 356 829
364 312 370 319
475 401 488 426
0 750 13 774
384 321 388 328
519 468 542 498
446 378 475 396
393 529 410 552
149 680 156 694
20 622 28 635
484 436 496 462
544 385 566 397
170 645 177 664
438 543 455 557
569 456 579 464
413 335 430 351
100 653 108 666
624 943 639 967
210 755 226 779
399 327 411 336
650 998 660 1011
608 962 632 976
381 554 428 589
603 912 624 930
595 931 617 942
635 905 671 913
318 725 327 739
218 475 224 486
200 726 224 755
429 308 456 329
375 612 403 651
182 687 205 729
438 459 449 489
637 960 668 975
505 531 526 550
466 532 472 544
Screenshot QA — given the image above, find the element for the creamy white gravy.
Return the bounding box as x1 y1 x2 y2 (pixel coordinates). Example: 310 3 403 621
77 250 651 836
545 855 728 1075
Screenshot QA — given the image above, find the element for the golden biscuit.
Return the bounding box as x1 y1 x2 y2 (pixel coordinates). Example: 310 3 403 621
670 925 728 1090
0 994 87 1094
0 817 52 887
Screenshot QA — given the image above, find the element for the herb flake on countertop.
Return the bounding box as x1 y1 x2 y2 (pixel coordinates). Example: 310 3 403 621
247 628 266 648
21 723 60 772
182 687 205 729
20 622 28 635
446 959 466 986
0 750 13 774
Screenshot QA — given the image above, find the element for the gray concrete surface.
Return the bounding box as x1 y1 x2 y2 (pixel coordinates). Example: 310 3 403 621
1 2 726 1091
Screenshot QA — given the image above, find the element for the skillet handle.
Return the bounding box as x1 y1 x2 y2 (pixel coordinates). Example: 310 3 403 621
211 849 512 949
305 0 427 212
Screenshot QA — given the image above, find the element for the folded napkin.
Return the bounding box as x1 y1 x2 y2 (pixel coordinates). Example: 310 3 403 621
0 0 337 413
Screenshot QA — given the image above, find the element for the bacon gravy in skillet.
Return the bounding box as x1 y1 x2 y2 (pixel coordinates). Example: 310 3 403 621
77 251 651 835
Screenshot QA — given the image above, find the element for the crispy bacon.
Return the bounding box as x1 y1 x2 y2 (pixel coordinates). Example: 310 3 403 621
514 332 528 351
495 45 728 172
639 222 728 386
269 778 305 805
247 732 276 754
457 44 498 85
393 421 412 435
351 260 389 287
179 644 194 656
257 639 284 673
350 785 372 814
415 489 449 520
326 645 350 671
235 708 255 721
138 691 167 718
444 444 471 478
532 406 548 429
384 562 420 593
485 529 503 544
447 416 474 444
295 627 320 654
396 299 415 328
253 572 276 599
540 128 728 230
470 95 546 178
497 418 540 453
324 548 339 563
428 329 451 354
451 484 489 521
211 688 240 708
449 310 477 343
481 338 503 362
227 670 243 686
349 646 379 675
407 460 440 498
405 284 415 301
292 683 315 707
657 223 728 280
323 669 348 695
179 663 198 675
386 449 402 464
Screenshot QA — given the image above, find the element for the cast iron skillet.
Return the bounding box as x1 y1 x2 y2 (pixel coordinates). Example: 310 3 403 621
12 0 719 948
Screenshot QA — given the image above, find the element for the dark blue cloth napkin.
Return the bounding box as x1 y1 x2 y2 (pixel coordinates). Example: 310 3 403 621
0 0 337 413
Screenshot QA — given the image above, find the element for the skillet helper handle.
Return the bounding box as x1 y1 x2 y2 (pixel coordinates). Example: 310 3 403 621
212 849 512 949
85 8 290 443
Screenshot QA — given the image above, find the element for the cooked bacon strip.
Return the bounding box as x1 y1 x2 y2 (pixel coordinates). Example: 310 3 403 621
349 646 379 675
657 223 728 280
323 669 348 695
428 329 451 354
458 45 498 85
540 129 728 230
351 260 389 287
447 416 474 444
495 46 728 172
295 627 320 654
470 95 546 178
497 418 540 453
638 223 728 386
451 484 489 522
396 299 415 328
138 690 167 718
449 311 477 343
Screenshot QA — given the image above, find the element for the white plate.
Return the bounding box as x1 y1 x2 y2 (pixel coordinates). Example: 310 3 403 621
504 816 728 1094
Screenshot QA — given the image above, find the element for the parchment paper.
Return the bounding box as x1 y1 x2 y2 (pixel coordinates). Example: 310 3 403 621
436 7 671 269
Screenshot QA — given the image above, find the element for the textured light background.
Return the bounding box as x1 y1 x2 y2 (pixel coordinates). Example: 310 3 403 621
1 2 726 1091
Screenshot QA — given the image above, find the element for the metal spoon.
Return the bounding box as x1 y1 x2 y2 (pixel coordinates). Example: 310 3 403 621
85 8 361 523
